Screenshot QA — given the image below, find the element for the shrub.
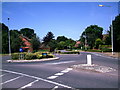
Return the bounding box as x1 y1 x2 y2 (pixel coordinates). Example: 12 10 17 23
36 54 43 59
25 53 36 60
102 48 112 52
46 54 54 58
61 51 80 54
87 49 102 52
11 52 54 60
12 53 19 60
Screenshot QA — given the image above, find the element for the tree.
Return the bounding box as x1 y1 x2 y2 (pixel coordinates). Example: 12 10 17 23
103 29 111 45
48 39 57 52
1 23 9 54
56 36 76 50
65 39 76 49
57 41 66 50
10 30 23 53
43 32 55 51
112 14 120 52
20 28 36 39
95 38 102 49
56 36 68 42
31 36 41 52
43 32 54 45
80 25 103 49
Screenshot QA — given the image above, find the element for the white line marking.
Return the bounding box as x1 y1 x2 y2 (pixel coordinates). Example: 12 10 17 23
47 76 58 79
0 69 72 88
61 68 73 73
1 76 23 85
54 73 64 76
18 79 39 90
52 86 58 90
0 74 6 77
47 68 73 80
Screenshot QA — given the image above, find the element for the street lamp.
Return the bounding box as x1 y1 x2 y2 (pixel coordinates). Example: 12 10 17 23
8 18 11 56
83 34 87 51
98 4 114 55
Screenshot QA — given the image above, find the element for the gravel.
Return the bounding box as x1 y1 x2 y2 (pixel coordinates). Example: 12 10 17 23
71 64 116 73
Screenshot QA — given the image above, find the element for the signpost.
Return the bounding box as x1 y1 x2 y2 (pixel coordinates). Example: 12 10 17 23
19 48 24 60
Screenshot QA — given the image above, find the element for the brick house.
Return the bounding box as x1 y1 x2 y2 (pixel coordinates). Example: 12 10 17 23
20 35 33 52
74 41 81 47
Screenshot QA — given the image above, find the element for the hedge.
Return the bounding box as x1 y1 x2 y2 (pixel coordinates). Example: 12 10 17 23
11 52 54 60
61 51 80 54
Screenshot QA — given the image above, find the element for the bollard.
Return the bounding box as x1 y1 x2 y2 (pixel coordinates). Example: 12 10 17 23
87 54 92 65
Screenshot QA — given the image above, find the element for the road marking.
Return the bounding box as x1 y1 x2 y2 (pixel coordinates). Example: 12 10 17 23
18 79 39 90
52 86 58 90
47 76 58 79
61 68 73 73
54 73 64 76
0 69 72 89
0 74 6 77
1 76 23 85
47 68 73 80
48 61 75 65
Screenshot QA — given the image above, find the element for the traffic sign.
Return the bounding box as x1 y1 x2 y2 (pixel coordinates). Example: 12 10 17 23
19 48 23 52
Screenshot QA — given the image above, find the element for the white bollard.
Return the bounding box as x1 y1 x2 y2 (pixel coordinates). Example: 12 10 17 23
87 54 92 65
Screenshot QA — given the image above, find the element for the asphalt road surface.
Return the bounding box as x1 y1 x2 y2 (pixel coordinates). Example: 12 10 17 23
1 52 119 89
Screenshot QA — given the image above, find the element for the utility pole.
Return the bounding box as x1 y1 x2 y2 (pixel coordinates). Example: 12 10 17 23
8 18 11 56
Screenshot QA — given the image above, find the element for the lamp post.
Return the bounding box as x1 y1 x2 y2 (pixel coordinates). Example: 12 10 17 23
98 4 114 55
8 18 11 56
83 33 87 51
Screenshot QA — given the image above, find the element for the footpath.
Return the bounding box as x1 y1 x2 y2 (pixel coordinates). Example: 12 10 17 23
80 50 119 59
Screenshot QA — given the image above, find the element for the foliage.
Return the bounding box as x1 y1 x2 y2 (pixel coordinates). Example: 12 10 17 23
43 32 54 44
31 36 41 52
42 32 55 51
11 53 19 60
103 30 111 45
99 45 111 49
48 39 57 52
61 51 80 54
80 25 103 49
10 30 23 53
112 14 120 52
20 28 36 39
102 48 112 52
57 41 66 50
25 53 37 60
1 23 9 54
95 38 102 49
87 49 102 52
56 36 68 42
11 52 54 60
56 36 76 50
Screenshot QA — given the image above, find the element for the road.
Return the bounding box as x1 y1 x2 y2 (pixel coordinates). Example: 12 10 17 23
1 52 119 89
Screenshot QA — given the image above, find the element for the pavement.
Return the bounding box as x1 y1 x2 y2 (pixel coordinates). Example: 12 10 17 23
7 57 60 63
1 52 119 89
80 51 120 59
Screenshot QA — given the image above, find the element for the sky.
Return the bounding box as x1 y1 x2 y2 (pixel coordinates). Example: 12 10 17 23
2 2 119 41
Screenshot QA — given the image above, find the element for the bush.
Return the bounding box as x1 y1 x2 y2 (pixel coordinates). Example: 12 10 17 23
46 54 54 58
25 53 36 60
12 53 19 60
87 49 102 52
36 54 43 59
61 51 80 54
11 52 54 60
102 48 112 52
